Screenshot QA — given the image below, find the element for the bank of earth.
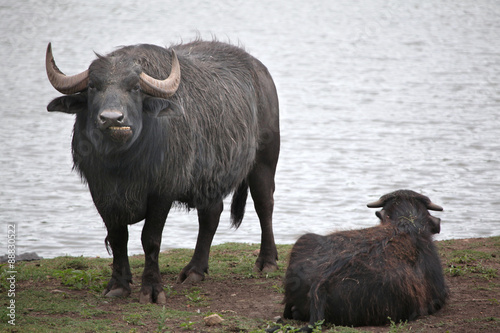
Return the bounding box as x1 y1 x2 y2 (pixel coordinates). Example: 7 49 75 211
0 237 499 332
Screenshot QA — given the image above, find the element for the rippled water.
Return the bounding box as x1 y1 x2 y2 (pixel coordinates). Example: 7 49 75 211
1 0 499 258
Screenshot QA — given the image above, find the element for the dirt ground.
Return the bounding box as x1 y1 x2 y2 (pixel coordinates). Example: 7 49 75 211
12 237 500 332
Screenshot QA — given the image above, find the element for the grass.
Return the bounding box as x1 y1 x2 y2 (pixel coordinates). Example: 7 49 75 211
443 247 498 280
184 287 209 307
388 317 409 333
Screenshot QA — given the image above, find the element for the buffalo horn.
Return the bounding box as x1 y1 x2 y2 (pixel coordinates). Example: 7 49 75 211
367 199 384 208
426 202 444 211
139 50 181 98
45 43 89 94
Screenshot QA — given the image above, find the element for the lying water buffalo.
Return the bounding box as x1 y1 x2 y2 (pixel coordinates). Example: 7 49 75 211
283 190 448 329
45 40 280 303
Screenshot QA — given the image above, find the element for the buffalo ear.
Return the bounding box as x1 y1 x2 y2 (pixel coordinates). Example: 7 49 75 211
376 209 389 224
47 94 87 114
429 215 441 234
143 97 184 118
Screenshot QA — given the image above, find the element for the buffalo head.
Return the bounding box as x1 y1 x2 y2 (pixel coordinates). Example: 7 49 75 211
367 190 443 234
46 43 184 151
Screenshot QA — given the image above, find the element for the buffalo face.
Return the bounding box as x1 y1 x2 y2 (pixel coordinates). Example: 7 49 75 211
86 58 144 148
46 43 184 153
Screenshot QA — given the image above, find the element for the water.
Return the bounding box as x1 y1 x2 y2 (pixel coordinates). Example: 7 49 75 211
1 0 499 259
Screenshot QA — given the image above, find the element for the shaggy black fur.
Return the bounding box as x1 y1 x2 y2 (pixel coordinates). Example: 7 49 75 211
283 190 448 328
47 40 280 302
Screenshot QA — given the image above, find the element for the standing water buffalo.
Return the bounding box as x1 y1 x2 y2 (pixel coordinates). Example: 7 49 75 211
45 40 280 303
283 190 448 329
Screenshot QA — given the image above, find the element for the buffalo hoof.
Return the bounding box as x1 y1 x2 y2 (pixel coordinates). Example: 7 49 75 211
103 287 130 298
253 262 278 273
139 285 167 304
177 271 204 284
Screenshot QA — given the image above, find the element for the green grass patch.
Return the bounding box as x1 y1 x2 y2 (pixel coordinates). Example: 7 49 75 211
449 250 492 263
7 316 118 333
441 243 499 280
184 286 210 307
53 268 109 292
446 259 497 280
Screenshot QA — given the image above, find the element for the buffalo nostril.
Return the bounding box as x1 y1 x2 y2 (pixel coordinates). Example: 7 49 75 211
99 110 125 127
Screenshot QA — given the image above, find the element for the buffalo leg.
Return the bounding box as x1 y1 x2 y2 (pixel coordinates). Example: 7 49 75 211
248 163 278 272
177 200 223 283
307 282 327 327
103 224 132 297
283 302 293 319
139 198 171 304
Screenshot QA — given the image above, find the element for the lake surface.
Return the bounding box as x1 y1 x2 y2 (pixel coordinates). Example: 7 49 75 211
1 0 499 258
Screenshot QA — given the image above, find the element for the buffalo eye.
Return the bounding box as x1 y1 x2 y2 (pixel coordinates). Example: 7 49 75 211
88 81 96 91
132 83 141 92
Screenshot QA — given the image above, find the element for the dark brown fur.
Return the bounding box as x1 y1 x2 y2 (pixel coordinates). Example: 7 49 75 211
283 190 448 328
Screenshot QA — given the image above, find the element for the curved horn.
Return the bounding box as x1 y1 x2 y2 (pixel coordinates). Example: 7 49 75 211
367 200 384 208
367 198 385 208
426 202 444 211
139 49 181 98
46 43 89 94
